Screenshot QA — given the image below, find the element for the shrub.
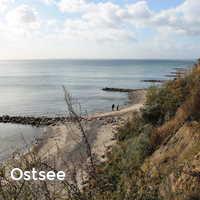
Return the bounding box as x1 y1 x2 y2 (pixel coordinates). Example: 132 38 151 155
96 119 154 200
186 193 200 200
117 113 144 141
189 84 200 121
142 77 190 126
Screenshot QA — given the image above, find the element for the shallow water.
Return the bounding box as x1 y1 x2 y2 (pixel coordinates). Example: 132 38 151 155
0 123 43 161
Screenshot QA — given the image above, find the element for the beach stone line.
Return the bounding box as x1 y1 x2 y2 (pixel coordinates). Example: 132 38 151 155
102 87 144 92
0 115 73 127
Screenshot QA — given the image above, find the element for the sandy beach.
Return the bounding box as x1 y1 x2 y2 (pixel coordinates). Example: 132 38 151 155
34 89 146 170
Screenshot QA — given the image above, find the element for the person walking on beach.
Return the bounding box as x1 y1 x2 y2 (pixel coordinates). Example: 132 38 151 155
112 104 115 111
117 104 119 111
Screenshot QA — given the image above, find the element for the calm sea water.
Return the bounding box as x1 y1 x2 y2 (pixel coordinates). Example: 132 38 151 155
0 124 43 161
0 59 195 159
0 59 195 116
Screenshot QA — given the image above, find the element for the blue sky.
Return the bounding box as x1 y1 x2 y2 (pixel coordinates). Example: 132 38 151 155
0 0 199 59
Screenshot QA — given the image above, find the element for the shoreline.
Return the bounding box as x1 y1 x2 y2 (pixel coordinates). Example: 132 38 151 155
0 88 146 127
0 88 146 163
33 89 147 167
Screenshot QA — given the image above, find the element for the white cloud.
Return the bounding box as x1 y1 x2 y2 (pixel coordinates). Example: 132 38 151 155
63 17 135 42
178 0 200 22
41 0 51 4
55 0 200 43
40 0 56 5
0 0 14 13
1 0 200 59
127 1 152 19
5 4 40 35
59 0 200 36
58 1 136 41
58 0 88 13
57 0 152 25
82 2 125 28
151 0 200 35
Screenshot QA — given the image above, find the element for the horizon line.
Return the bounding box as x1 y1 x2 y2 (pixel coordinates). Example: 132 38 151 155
0 58 197 61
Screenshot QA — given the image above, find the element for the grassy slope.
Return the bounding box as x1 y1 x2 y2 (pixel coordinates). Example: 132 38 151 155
88 60 200 200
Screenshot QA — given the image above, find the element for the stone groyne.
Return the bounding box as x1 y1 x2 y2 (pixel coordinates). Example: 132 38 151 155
102 87 144 92
141 79 165 83
0 115 70 127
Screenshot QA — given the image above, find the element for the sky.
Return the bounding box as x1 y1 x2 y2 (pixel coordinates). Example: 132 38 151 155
0 0 200 59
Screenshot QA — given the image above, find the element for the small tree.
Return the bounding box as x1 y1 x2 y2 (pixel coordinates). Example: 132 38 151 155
197 58 200 65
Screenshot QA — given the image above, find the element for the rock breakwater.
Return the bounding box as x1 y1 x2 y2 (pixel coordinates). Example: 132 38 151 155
0 115 69 127
102 87 143 92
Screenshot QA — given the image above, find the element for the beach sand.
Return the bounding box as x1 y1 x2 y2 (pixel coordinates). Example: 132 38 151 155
35 89 147 169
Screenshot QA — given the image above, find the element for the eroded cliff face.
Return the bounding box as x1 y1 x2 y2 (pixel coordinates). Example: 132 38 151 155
96 62 200 200
138 62 200 200
142 122 200 200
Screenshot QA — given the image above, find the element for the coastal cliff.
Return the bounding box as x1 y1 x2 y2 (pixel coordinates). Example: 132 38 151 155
1 60 200 200
84 60 200 200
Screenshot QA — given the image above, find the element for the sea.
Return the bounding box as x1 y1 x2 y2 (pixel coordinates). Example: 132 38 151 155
0 59 195 160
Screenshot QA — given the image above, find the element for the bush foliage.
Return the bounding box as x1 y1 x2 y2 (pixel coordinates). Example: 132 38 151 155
87 61 200 200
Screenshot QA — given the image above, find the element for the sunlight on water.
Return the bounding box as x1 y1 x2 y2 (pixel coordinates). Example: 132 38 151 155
0 59 194 116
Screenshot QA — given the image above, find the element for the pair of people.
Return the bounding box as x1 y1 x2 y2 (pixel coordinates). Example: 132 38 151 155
112 104 119 111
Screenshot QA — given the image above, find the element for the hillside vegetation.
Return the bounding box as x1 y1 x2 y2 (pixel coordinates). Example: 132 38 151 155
85 60 200 200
